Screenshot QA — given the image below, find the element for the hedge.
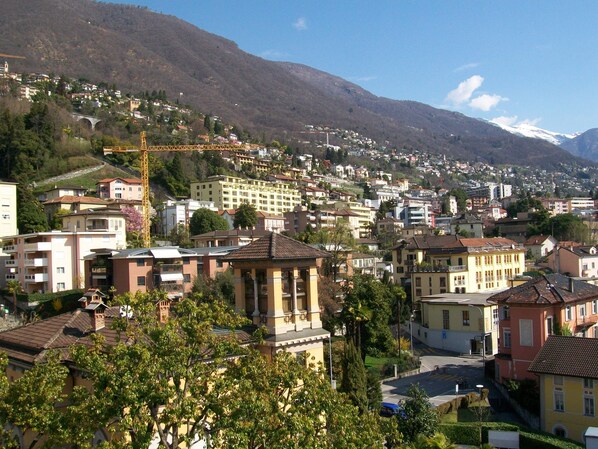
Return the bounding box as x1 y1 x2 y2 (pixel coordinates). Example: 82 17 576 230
439 423 583 449
14 289 85 318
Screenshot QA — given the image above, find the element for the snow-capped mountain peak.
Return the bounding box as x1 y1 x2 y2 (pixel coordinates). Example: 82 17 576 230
489 120 579 145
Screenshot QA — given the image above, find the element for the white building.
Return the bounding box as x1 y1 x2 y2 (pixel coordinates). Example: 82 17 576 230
158 199 217 236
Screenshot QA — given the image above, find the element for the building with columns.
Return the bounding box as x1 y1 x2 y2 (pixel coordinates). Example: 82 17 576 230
223 233 330 363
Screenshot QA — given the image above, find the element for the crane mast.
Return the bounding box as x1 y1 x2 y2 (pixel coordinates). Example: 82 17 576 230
104 131 257 247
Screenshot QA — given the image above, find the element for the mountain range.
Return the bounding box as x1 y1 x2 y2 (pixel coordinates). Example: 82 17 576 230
0 0 592 169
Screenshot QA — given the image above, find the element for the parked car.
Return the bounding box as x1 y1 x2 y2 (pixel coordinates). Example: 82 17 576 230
380 401 404 418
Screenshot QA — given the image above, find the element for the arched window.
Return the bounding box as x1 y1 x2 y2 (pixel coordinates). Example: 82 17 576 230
553 425 567 438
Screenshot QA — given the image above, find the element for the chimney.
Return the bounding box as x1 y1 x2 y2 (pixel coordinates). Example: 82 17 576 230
90 307 106 331
157 299 170 324
569 277 575 293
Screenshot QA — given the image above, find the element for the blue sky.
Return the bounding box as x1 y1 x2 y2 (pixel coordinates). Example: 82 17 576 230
106 1 598 134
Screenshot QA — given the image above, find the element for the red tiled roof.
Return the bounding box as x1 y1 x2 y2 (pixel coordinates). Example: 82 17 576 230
529 335 598 378
222 233 330 262
43 195 109 205
487 273 598 305
97 177 142 184
524 235 551 246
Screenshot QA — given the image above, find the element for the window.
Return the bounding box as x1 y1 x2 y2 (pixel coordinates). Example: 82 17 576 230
183 274 191 283
593 300 598 315
554 390 564 412
519 319 533 346
546 316 554 336
440 277 446 288
443 310 450 330
415 288 422 297
585 397 595 416
137 276 145 286
462 310 470 326
580 304 587 318
56 267 65 274
415 277 421 287
565 306 572 321
136 258 145 267
56 282 66 291
503 329 511 348
584 378 594 389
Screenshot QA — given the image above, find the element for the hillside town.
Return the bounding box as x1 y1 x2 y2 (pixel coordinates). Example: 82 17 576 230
1 63 598 448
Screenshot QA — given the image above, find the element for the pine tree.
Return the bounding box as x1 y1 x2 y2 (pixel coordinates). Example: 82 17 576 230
340 340 368 413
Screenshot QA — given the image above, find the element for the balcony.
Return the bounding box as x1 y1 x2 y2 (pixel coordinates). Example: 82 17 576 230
24 273 48 283
2 244 16 253
24 258 48 267
5 273 16 280
154 263 183 274
91 266 108 274
23 242 51 252
412 264 467 273
5 259 17 267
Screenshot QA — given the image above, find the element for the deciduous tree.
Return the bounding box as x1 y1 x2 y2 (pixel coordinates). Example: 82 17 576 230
189 208 229 236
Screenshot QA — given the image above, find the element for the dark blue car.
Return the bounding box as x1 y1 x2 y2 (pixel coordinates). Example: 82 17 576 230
380 401 405 418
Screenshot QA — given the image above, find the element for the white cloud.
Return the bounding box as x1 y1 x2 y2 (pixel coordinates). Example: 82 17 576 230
469 94 507 111
445 75 484 106
491 116 542 127
348 75 377 82
491 116 518 127
293 17 307 31
454 62 479 73
259 49 289 60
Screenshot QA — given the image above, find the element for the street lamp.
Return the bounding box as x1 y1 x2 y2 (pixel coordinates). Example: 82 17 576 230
468 305 485 360
328 335 335 389
409 313 415 353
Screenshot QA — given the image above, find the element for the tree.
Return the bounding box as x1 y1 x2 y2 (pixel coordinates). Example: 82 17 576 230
189 208 229 236
339 340 368 414
341 274 396 358
233 203 258 229
122 206 143 233
16 184 49 234
448 188 468 213
312 220 355 283
6 280 21 316
168 223 192 248
397 384 439 443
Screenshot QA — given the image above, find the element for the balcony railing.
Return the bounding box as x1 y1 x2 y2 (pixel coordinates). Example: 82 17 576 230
23 242 51 252
2 244 16 252
24 273 48 283
24 258 48 267
412 264 466 273
154 263 183 274
5 259 17 267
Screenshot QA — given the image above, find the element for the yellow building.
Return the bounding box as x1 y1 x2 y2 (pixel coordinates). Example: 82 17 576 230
223 233 330 364
418 293 498 355
529 335 598 443
392 235 525 303
190 175 301 216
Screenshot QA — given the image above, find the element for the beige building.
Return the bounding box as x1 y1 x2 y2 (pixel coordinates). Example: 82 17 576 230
190 175 301 216
0 181 17 238
61 209 127 250
393 235 525 303
417 293 498 356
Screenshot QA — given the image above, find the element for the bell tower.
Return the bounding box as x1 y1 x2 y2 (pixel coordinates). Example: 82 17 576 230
224 233 330 365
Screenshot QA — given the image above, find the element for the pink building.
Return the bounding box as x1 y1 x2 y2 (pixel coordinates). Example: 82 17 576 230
96 178 143 201
3 231 119 293
488 274 598 383
84 247 202 299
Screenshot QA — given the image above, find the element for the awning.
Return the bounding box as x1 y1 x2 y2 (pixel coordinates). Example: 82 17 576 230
160 273 184 282
150 248 181 259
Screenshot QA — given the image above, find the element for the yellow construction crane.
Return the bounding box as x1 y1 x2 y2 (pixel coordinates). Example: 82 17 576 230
104 131 259 247
0 53 26 60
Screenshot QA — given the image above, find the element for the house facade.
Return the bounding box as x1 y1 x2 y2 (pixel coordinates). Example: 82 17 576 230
392 235 525 303
61 209 127 250
96 178 143 201
548 245 598 280
489 274 598 384
416 293 499 355
529 336 598 443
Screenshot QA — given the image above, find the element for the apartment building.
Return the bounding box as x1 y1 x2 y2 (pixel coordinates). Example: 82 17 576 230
190 175 301 216
0 181 17 238
84 247 201 299
392 235 525 303
488 274 598 384
3 231 118 293
548 245 598 279
61 209 127 250
96 177 143 201
529 336 598 443
541 198 569 217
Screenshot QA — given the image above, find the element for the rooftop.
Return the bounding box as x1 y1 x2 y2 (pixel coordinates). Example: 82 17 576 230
529 335 598 379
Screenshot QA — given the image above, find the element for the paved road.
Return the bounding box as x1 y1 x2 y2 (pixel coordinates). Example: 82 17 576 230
382 339 487 407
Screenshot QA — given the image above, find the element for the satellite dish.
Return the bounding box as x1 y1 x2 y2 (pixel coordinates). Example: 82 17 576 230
119 305 133 319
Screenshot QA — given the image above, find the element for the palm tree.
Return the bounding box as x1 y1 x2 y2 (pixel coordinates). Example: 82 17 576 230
6 280 22 315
